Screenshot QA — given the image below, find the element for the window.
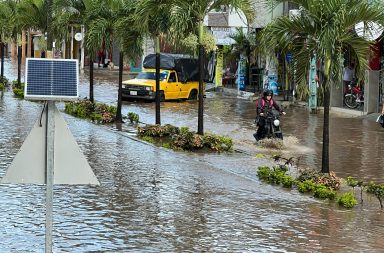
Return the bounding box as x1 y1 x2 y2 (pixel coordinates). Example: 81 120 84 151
168 72 176 83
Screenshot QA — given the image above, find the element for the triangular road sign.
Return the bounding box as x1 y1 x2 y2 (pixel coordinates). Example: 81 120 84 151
2 105 99 185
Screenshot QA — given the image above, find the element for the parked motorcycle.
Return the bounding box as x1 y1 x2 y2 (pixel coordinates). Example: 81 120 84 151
255 110 284 140
344 81 364 109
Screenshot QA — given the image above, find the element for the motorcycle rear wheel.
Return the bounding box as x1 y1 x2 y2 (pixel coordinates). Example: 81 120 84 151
344 94 359 109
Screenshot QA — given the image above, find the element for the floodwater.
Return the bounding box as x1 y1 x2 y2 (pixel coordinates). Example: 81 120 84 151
1 58 384 252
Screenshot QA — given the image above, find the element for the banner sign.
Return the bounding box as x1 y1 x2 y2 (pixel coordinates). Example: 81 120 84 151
215 48 223 87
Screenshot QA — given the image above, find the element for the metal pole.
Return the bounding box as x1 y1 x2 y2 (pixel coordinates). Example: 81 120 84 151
45 101 55 252
90 60 94 103
80 25 85 69
1 42 4 77
18 46 22 86
116 51 123 122
197 22 204 135
155 36 161 125
71 26 74 59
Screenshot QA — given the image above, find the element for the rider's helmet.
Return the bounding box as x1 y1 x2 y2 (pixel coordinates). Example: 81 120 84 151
263 89 273 98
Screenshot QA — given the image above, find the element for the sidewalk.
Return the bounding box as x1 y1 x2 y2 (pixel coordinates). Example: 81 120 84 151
214 86 380 119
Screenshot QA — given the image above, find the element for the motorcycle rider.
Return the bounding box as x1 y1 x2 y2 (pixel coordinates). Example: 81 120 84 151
253 89 286 141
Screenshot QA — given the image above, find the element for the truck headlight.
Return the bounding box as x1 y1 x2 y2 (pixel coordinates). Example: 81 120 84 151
145 86 152 91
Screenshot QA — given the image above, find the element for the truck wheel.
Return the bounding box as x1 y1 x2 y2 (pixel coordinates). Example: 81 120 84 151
188 90 198 100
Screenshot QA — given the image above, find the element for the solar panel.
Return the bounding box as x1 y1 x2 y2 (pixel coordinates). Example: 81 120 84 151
24 58 79 100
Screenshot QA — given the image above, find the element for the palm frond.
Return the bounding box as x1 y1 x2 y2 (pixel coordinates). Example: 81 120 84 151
260 0 384 87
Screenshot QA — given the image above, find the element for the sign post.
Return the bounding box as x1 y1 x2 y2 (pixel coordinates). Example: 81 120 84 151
45 101 55 252
1 58 99 252
308 57 317 113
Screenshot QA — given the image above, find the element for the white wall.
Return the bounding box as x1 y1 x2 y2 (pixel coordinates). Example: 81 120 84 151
252 2 284 28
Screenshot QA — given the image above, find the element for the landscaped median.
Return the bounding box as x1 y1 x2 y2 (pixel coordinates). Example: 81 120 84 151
64 99 234 153
64 100 117 123
137 124 233 152
257 165 384 209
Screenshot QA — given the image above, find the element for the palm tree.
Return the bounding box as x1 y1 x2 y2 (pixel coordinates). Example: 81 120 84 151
113 0 143 122
2 0 23 88
17 0 49 84
229 27 257 88
53 0 94 100
0 0 16 77
52 0 87 51
171 0 255 135
260 0 384 173
135 0 173 125
86 0 143 122
17 0 49 34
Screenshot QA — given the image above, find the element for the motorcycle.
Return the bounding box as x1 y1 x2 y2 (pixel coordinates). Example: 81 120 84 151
255 110 284 141
344 80 364 109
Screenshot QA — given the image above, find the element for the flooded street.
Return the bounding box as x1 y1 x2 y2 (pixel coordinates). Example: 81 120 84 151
1 58 384 252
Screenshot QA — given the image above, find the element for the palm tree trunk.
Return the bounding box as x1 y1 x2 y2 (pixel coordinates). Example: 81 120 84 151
155 35 161 125
89 59 94 103
197 21 204 135
246 47 251 88
1 41 4 78
321 82 330 173
116 51 123 122
17 46 21 87
46 0 53 51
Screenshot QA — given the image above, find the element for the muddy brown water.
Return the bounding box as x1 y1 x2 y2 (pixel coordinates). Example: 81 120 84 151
1 58 383 252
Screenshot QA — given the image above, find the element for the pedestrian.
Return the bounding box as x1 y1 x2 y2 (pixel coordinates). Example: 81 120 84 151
382 103 384 115
377 103 384 128
253 89 286 141
97 50 103 67
343 62 355 93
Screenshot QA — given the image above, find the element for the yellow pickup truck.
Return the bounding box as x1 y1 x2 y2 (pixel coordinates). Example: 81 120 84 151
122 68 199 101
122 53 206 101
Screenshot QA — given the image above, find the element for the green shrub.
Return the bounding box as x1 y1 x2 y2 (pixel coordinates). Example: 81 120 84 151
172 130 195 150
337 192 358 208
313 185 336 200
13 87 24 98
346 176 358 188
141 136 155 143
366 182 384 209
11 81 25 98
297 168 341 190
202 133 233 152
127 112 139 123
256 166 293 188
162 143 172 149
90 112 103 123
297 180 316 193
0 83 4 91
163 124 180 136
64 100 116 123
0 76 9 86
137 124 233 152
281 175 295 188
255 153 266 158
257 166 272 181
268 170 285 184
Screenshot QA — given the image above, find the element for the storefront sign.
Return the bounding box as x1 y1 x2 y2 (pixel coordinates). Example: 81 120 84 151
215 48 223 87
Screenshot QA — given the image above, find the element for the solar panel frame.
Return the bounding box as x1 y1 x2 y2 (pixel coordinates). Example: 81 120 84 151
24 58 79 101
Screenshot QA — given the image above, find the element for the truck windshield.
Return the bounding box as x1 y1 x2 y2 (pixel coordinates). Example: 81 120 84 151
136 71 168 81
